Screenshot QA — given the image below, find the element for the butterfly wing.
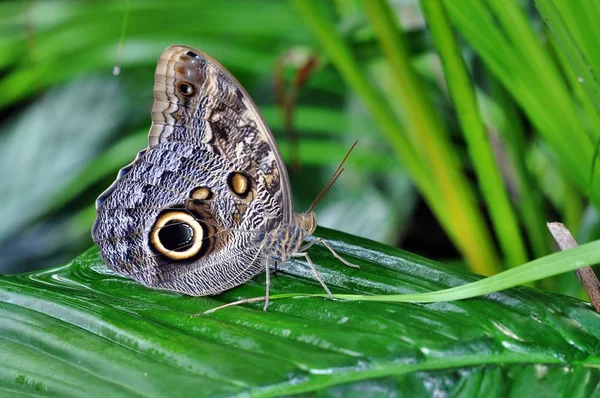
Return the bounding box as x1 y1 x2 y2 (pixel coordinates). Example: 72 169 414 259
150 45 293 223
92 45 291 295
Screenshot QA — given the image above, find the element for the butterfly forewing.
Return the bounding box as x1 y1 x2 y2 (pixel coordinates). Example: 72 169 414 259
150 45 292 223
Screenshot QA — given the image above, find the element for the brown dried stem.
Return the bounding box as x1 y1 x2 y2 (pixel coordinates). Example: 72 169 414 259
547 222 600 312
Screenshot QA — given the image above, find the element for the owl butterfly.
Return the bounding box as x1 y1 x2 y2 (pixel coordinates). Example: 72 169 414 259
92 45 358 311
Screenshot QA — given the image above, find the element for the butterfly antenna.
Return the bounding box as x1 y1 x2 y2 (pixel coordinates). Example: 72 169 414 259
307 141 358 212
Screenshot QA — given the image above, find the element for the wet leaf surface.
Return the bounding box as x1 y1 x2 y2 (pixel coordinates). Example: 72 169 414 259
1 228 600 397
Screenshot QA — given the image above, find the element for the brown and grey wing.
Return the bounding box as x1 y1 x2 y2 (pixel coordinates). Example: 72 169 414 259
149 44 292 225
92 141 268 295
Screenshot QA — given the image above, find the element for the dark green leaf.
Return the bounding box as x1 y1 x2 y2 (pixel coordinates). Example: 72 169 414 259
1 228 599 396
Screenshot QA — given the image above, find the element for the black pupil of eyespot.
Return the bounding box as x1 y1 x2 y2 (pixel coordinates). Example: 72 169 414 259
179 84 191 94
158 220 194 252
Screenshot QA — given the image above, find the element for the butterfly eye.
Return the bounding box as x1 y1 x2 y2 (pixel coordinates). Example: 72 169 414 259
150 211 204 260
190 187 213 200
177 82 194 96
227 171 251 198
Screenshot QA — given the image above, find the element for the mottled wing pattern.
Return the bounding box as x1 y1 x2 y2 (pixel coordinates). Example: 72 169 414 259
92 45 291 295
150 45 292 224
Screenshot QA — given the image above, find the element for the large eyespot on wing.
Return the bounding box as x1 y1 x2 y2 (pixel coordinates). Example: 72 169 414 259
143 190 270 296
149 210 206 261
93 199 269 296
148 45 293 225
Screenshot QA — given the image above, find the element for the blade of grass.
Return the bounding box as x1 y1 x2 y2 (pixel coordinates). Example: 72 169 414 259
419 0 527 268
444 1 597 207
290 4 443 240
534 0 600 116
293 0 501 274
548 35 600 144
267 237 600 304
292 0 434 196
563 177 585 236
539 1 600 203
485 75 552 258
489 0 596 195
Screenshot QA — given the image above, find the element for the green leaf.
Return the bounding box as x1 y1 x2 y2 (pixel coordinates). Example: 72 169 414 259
0 76 127 242
2 228 600 396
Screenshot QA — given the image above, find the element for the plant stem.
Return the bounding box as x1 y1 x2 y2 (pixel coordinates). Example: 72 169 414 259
358 0 502 274
419 0 527 268
487 76 552 259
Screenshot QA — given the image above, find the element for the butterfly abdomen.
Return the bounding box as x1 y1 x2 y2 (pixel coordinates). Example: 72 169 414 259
267 211 317 262
267 225 303 263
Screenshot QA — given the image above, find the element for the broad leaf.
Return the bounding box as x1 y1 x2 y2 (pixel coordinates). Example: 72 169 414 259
1 228 600 396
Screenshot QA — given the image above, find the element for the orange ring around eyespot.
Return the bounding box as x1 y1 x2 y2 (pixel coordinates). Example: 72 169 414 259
150 211 203 260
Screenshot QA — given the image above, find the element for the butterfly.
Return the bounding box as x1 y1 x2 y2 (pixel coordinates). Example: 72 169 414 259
92 45 357 311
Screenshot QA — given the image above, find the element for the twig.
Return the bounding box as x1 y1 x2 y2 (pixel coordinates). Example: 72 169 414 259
547 222 600 312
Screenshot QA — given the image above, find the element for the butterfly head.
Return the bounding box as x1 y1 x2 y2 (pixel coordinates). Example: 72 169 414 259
296 211 317 236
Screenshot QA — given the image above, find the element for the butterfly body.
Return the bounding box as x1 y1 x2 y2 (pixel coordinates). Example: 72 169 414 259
265 212 316 263
93 45 310 295
92 45 355 307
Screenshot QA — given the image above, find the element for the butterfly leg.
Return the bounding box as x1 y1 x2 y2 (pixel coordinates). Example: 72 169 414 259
319 239 360 269
299 238 320 252
292 252 334 299
264 260 271 311
300 238 360 269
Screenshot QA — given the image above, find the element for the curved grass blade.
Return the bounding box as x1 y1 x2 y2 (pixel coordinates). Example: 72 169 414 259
263 236 600 304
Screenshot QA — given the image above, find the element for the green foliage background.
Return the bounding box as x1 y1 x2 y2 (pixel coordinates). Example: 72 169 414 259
3 0 600 287
0 0 414 275
2 0 600 395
